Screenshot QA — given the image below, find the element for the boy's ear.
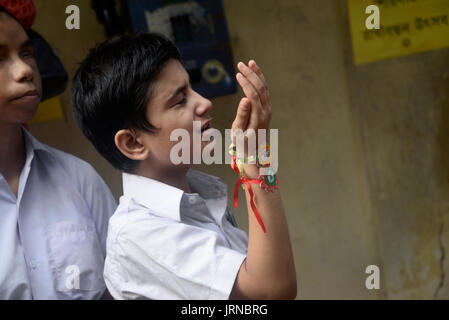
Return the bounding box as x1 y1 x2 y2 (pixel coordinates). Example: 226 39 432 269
114 129 149 161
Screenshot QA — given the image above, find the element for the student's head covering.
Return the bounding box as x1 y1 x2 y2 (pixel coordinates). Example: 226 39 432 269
0 0 36 29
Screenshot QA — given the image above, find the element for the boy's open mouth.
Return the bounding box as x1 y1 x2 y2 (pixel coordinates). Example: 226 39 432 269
201 120 212 133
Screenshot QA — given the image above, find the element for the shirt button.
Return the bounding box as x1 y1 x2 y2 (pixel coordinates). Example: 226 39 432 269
29 259 37 270
188 196 197 204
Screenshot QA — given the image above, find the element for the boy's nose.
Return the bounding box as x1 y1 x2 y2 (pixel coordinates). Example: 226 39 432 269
195 93 213 115
12 58 34 83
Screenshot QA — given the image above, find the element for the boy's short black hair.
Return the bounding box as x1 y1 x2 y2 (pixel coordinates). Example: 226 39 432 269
71 32 182 173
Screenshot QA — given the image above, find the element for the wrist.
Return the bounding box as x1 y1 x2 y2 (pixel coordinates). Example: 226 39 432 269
242 163 260 179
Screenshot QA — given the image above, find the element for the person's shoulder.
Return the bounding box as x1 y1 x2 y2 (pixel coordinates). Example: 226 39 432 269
31 136 114 203
47 145 96 174
39 143 106 187
109 196 173 238
23 131 102 184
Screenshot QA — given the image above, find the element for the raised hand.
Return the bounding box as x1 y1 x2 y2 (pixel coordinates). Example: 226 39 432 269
232 60 272 158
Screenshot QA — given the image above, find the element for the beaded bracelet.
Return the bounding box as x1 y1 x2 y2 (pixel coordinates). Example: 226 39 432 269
228 144 256 167
257 144 271 168
259 166 279 192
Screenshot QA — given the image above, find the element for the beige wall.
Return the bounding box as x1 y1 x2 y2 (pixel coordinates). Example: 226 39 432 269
28 0 449 299
341 1 449 298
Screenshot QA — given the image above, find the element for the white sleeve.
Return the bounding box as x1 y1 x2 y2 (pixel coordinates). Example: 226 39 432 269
107 215 246 300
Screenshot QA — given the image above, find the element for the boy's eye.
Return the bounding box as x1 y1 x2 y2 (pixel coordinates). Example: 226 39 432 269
21 50 33 58
176 97 187 106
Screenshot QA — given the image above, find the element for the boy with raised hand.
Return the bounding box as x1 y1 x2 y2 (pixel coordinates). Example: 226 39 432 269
0 5 116 299
72 32 297 300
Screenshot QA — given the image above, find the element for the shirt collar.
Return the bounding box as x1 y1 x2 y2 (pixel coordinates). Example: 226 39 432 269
122 169 227 221
20 128 56 172
186 169 227 199
22 128 55 158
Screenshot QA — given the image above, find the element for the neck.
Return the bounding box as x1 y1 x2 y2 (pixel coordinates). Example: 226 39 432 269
137 161 192 193
0 124 26 180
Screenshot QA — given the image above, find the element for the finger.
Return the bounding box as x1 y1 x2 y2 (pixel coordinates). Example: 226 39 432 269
231 98 253 147
248 60 271 105
236 72 263 114
236 73 260 129
237 62 268 106
232 98 251 131
248 60 267 84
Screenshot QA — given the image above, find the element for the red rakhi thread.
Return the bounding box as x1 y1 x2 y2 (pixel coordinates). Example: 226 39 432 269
231 155 267 233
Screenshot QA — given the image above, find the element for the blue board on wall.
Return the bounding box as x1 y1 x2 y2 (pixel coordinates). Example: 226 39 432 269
125 0 237 99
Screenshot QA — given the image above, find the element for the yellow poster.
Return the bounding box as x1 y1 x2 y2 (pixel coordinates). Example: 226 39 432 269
29 96 64 124
348 0 449 65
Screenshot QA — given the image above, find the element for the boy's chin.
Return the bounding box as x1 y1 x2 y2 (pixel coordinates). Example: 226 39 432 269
4 108 39 126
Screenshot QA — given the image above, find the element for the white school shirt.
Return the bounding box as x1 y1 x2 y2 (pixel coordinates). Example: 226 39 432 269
104 169 249 300
0 129 116 300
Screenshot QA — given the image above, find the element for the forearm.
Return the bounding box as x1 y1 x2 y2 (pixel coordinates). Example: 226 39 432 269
231 164 297 300
229 59 297 299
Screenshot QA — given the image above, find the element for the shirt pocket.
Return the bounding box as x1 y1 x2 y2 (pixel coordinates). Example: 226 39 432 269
46 219 105 294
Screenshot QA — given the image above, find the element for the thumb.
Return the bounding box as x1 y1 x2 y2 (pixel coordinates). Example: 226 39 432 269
232 98 251 132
